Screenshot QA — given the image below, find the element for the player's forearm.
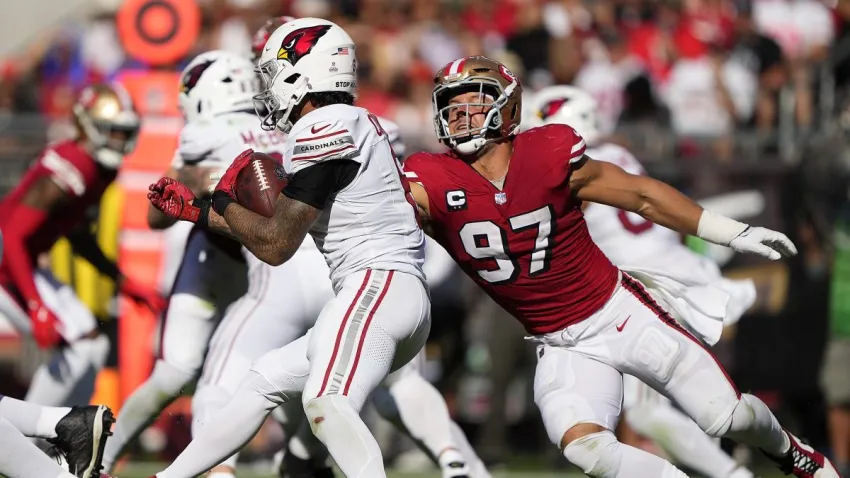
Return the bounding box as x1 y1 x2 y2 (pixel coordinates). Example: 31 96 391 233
630 176 704 236
220 203 294 265
2 235 40 305
2 206 46 305
147 205 178 229
637 177 750 246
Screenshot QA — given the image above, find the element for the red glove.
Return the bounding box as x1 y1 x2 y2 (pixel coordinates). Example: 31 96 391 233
29 301 61 349
120 276 167 315
148 177 203 223
214 149 255 200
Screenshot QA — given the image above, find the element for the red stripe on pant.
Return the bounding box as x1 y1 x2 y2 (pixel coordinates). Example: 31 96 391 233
620 274 741 398
317 270 373 397
342 270 394 395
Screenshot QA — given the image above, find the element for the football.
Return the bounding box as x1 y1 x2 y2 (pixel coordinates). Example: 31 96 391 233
234 152 288 218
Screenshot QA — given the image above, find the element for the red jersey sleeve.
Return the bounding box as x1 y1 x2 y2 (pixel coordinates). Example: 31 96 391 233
37 142 97 198
403 152 447 222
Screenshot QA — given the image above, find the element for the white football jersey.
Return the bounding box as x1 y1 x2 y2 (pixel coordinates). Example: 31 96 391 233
159 112 290 293
283 104 425 288
583 143 684 267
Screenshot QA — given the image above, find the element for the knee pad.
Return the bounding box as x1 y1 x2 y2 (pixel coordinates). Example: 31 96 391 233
303 394 356 435
69 334 110 369
149 359 197 396
562 431 621 476
702 395 750 438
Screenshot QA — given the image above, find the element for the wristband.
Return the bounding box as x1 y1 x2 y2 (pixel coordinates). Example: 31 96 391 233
696 210 749 246
192 198 211 228
211 190 235 216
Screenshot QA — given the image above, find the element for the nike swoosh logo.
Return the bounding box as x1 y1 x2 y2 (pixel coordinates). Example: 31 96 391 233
616 316 631 332
311 124 331 134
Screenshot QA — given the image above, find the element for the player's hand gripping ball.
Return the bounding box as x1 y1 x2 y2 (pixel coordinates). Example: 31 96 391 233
234 151 288 217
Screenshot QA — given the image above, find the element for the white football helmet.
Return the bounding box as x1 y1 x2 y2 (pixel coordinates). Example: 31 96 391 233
178 50 260 122
526 85 601 146
253 18 357 133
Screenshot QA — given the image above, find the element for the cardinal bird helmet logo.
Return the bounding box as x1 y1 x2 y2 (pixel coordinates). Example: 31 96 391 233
538 98 568 120
277 25 332 65
181 60 215 94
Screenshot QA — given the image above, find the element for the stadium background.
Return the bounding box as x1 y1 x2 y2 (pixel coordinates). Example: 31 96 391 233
1 0 850 475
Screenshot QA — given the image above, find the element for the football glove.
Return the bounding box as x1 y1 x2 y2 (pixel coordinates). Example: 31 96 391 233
148 177 203 223
728 226 798 260
29 301 61 349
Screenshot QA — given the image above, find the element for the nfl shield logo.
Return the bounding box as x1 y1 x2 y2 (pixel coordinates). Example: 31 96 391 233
495 192 507 205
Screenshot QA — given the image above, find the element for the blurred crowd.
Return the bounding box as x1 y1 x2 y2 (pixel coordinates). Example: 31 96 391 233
2 0 850 154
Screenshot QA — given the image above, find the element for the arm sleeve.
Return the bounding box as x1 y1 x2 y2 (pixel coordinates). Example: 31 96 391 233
2 204 47 307
67 226 121 281
282 159 360 209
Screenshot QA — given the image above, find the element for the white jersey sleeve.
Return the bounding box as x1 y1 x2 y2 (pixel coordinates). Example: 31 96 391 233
283 104 425 288
376 116 406 159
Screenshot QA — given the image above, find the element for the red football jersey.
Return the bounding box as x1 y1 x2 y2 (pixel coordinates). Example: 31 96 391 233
0 140 117 277
404 124 618 334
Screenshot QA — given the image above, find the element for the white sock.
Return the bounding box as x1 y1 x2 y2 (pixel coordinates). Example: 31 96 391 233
724 394 790 456
627 403 750 478
158 375 279 478
103 360 194 472
25 336 109 408
304 394 387 478
563 431 688 478
0 395 70 439
0 417 77 478
450 422 491 478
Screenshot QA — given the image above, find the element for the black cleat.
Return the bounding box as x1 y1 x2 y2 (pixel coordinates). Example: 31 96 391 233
279 449 336 478
445 461 471 478
48 405 114 478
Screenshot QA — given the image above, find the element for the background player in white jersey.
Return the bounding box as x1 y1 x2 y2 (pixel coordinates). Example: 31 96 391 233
147 18 430 478
101 50 259 471
526 85 757 478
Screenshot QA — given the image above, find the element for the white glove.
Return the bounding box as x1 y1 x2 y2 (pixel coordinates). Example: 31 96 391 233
208 170 225 194
728 226 798 260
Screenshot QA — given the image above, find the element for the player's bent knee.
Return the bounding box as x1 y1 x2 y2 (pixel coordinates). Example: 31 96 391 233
303 394 356 435
149 359 197 396
562 430 620 476
560 423 608 451
701 395 750 438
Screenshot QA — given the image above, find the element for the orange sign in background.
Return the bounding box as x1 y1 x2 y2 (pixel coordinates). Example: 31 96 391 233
117 0 200 67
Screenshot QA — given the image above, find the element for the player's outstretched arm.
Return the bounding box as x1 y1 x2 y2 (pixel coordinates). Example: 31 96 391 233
570 156 797 260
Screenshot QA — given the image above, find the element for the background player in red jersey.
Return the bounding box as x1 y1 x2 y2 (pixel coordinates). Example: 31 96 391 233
0 84 164 408
403 56 837 478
